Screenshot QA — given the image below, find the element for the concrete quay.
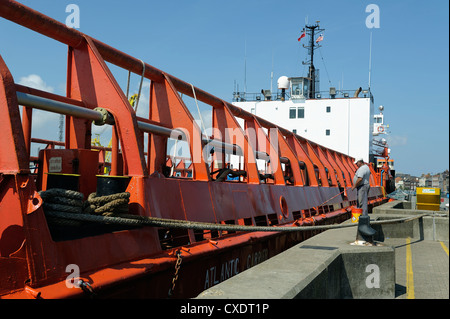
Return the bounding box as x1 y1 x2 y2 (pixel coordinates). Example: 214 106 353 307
372 200 449 299
197 200 449 299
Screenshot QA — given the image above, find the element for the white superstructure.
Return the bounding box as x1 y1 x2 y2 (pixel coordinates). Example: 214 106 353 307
233 76 388 164
229 22 390 169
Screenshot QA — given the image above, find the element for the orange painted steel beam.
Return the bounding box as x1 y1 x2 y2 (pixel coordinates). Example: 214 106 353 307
338 152 354 187
321 147 345 187
286 135 319 186
307 141 331 187
337 153 356 182
244 117 284 185
21 106 32 158
0 54 29 174
150 74 210 181
271 128 304 186
325 148 351 188
301 139 330 187
309 143 339 187
69 37 147 176
111 127 120 176
344 155 358 173
66 47 90 150
212 100 259 184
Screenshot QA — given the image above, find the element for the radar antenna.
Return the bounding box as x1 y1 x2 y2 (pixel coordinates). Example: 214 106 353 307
301 21 324 99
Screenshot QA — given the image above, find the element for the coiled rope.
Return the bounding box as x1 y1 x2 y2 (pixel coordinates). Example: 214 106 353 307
39 189 84 226
40 188 131 226
83 192 130 215
40 188 444 232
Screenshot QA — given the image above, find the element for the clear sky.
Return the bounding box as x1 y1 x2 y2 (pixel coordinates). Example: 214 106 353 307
0 0 448 177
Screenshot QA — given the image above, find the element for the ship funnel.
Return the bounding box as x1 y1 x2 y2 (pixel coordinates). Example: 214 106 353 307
354 87 362 97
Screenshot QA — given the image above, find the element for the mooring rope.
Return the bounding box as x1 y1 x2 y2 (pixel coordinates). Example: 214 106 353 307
83 192 130 215
39 188 445 233
39 189 84 226
40 189 131 226
43 209 436 233
45 210 358 232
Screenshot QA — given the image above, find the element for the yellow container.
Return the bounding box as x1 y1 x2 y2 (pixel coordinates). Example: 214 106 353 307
351 208 362 223
416 187 441 211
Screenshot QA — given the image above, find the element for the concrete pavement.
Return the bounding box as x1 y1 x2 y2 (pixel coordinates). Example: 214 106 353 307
386 238 449 299
197 200 449 299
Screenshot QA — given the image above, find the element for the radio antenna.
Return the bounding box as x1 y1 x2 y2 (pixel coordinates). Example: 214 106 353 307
368 31 373 91
270 49 274 93
244 38 247 95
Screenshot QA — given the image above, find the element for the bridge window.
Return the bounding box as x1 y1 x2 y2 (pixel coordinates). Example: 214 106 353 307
289 108 296 119
290 107 305 119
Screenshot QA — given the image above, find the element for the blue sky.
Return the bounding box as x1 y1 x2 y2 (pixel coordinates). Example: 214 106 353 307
0 0 448 177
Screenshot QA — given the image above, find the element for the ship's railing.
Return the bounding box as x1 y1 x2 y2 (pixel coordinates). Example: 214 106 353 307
232 89 372 102
315 89 372 99
232 91 289 102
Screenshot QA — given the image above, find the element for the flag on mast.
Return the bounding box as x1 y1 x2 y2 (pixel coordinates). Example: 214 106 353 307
315 33 324 43
298 29 306 42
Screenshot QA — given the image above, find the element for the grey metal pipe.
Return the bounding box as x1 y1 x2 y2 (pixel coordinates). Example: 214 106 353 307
15 91 243 156
136 121 184 140
17 91 286 162
136 123 244 157
204 139 243 156
16 92 113 124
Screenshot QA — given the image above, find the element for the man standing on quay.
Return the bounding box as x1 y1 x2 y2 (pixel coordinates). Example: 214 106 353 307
352 158 371 216
352 158 376 242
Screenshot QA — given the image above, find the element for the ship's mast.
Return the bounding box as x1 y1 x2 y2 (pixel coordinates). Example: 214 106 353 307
302 21 324 99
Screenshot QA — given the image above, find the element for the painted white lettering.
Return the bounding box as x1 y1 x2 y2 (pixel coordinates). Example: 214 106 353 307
181 303 215 317
365 264 380 288
212 266 219 285
204 257 242 289
65 263 80 288
365 4 380 29
204 269 210 290
65 4 80 29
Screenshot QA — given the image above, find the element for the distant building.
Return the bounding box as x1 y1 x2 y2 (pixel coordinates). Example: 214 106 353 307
418 177 427 187
404 177 419 192
443 171 449 194
395 177 404 190
398 171 448 195
432 174 443 190
419 173 433 187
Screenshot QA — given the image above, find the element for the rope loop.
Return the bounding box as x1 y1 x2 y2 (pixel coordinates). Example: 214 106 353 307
83 192 130 215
